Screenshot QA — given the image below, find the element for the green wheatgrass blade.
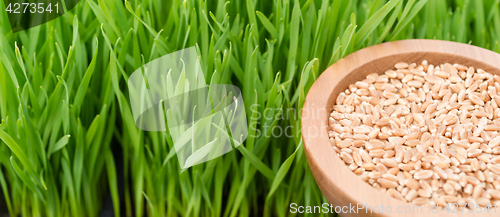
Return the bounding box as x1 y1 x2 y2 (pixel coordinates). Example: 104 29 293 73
298 59 318 113
246 89 259 151
73 39 99 109
61 158 80 217
246 0 259 42
142 191 155 215
340 14 357 58
235 141 276 180
0 128 33 172
474 0 486 46
72 120 85 200
354 0 400 46
254 104 284 158
47 135 71 158
389 0 428 41
243 45 258 110
9 157 44 201
368 0 385 17
256 11 278 39
495 9 500 41
0 168 14 217
195 171 213 213
97 0 122 38
285 1 301 83
395 0 416 32
125 1 159 36
0 47 20 87
182 138 218 170
105 151 120 217
376 0 403 44
327 37 342 66
262 72 282 129
266 140 302 200
85 115 101 148
425 0 436 38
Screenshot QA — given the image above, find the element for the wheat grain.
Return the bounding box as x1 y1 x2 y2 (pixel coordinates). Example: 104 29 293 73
330 60 500 210
395 62 409 69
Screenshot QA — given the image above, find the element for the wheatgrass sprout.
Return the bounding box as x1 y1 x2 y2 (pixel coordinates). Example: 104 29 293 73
0 14 120 217
2 0 500 216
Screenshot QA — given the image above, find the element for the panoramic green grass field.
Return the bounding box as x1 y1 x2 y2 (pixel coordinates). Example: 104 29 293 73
1 0 500 216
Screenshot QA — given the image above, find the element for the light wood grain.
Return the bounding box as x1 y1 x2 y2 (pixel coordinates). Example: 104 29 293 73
301 39 500 217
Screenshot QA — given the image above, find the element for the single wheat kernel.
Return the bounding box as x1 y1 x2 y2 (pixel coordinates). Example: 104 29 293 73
405 189 419 201
395 62 409 69
476 198 491 207
464 184 474 194
414 170 434 180
378 178 399 188
473 185 484 199
413 197 430 205
488 189 500 199
442 195 458 203
443 182 455 195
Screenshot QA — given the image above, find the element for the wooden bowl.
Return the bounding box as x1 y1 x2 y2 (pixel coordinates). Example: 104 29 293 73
301 39 500 217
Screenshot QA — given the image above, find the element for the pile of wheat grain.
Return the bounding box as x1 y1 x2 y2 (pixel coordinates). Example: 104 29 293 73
329 60 500 210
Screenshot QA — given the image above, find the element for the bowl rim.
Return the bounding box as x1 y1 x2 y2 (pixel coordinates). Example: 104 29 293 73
301 39 500 217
